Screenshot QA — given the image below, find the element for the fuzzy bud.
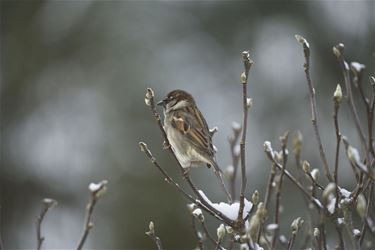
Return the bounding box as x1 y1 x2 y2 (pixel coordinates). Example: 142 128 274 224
370 76 375 86
347 145 360 165
356 194 367 219
217 224 226 241
251 190 259 206
313 228 320 238
231 121 242 133
292 130 303 155
295 34 309 48
149 221 155 234
311 169 320 182
192 208 204 222
333 84 343 104
88 180 108 199
42 198 58 209
187 203 196 213
291 217 304 235
224 165 235 179
145 88 154 106
333 43 345 58
350 62 365 76
322 183 336 204
246 98 253 109
302 160 310 173
241 72 247 84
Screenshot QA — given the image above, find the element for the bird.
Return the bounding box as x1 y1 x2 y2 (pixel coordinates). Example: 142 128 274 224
157 89 232 202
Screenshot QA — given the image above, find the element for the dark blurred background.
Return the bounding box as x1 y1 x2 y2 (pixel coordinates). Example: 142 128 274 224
1 1 374 249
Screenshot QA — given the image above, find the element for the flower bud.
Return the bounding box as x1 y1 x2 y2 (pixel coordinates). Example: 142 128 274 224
302 160 310 173
217 224 226 241
333 84 343 104
241 72 247 84
314 227 320 238
149 221 155 234
291 217 304 235
192 208 204 222
252 190 259 205
292 130 303 155
356 194 366 219
311 169 320 182
322 183 336 204
246 98 253 109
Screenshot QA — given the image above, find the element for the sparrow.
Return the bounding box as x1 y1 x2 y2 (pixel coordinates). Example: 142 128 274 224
158 89 232 202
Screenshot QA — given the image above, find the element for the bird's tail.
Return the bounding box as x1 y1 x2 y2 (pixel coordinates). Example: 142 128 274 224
211 161 232 203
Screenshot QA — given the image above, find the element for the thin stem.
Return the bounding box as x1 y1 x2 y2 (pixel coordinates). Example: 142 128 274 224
201 221 224 250
139 142 229 224
146 222 163 250
287 233 296 250
36 199 57 250
334 44 368 158
271 132 289 249
264 143 323 210
333 100 342 212
77 181 107 250
228 126 241 201
237 51 253 222
297 35 332 182
191 216 204 250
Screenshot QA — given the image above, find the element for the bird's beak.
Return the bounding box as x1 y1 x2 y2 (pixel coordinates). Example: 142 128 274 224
157 99 166 107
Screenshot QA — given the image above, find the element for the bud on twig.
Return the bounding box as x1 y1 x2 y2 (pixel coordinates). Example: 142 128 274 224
88 180 108 199
251 190 259 206
333 84 343 104
291 217 304 235
246 98 253 109
241 72 247 84
192 208 204 222
302 160 310 173
295 34 309 48
217 224 226 241
356 194 367 219
313 227 320 238
292 130 303 155
145 88 154 106
311 169 320 182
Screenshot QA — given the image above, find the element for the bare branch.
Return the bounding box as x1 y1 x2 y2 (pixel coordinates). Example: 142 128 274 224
237 50 254 223
36 198 57 250
295 34 332 182
146 221 163 250
77 180 108 250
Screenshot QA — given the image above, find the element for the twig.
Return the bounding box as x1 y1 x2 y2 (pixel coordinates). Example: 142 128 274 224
295 34 333 182
237 50 254 222
333 43 368 158
139 142 227 223
144 88 235 227
146 221 163 250
36 198 57 250
271 131 289 249
359 182 374 245
201 221 224 250
77 180 108 250
333 84 343 212
305 172 325 190
228 123 242 200
191 216 204 250
264 141 323 210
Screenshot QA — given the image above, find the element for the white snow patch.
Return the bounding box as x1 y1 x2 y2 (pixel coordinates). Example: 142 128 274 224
339 188 351 198
327 198 336 214
198 190 253 220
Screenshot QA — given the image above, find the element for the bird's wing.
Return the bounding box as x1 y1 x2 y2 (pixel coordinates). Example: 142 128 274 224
171 106 215 157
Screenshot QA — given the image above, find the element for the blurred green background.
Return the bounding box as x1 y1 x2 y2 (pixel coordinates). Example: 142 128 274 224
1 1 374 249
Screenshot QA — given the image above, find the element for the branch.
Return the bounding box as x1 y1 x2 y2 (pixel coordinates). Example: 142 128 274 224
333 43 368 157
146 221 163 250
77 180 108 250
228 122 242 200
271 131 289 249
295 34 332 182
237 50 254 222
36 198 57 250
264 141 323 210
